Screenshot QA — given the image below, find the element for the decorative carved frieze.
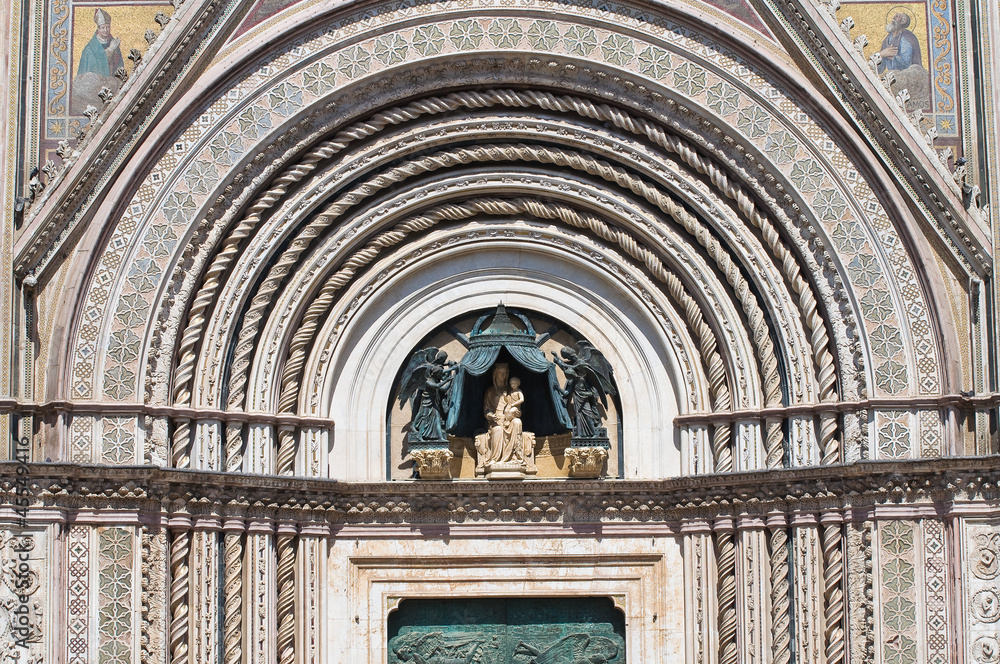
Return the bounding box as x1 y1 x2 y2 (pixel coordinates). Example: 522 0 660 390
1 459 996 527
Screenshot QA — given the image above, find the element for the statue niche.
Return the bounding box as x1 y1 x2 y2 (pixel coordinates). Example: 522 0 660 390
446 304 571 480
395 304 620 480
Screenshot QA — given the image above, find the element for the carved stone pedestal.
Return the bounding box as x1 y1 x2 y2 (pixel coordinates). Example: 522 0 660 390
565 446 608 478
411 448 454 480
485 461 527 480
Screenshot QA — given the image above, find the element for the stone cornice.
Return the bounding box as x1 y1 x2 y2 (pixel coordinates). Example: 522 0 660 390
1 458 997 527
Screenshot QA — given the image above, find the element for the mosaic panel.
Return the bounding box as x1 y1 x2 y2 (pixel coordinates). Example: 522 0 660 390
836 0 962 155
67 525 90 664
874 410 913 459
101 415 136 464
922 519 949 664
39 1 174 165
97 526 133 664
71 414 93 462
919 409 943 457
67 0 940 405
879 520 919 664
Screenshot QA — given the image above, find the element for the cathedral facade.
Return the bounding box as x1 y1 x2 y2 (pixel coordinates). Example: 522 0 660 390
0 0 998 661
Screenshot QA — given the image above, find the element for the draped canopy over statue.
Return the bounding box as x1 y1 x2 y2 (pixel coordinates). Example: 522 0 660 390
446 305 573 437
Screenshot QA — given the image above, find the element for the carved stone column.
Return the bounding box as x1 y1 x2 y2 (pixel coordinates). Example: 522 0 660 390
246 516 274 664
300 426 328 477
681 519 714 663
738 516 768 664
276 522 298 664
845 520 874 664
276 424 297 476
225 421 245 473
790 512 824 663
141 525 168 664
735 419 763 471
222 518 245 664
167 514 192 664
714 517 738 664
247 423 274 475
299 522 329 664
191 515 221 664
766 511 791 664
820 511 846 664
195 418 223 470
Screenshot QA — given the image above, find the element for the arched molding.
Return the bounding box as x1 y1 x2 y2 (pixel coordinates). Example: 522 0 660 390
234 171 815 423
232 169 771 419
43 0 965 467
310 238 689 481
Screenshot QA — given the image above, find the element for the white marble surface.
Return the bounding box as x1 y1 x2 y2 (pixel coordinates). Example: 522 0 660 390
326 534 686 663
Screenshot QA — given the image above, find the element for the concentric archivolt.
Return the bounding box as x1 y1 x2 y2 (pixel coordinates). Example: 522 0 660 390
156 86 842 477
56 0 953 471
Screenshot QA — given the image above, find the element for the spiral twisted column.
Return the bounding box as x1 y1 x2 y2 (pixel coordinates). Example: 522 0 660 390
715 519 738 664
767 512 792 664
275 425 297 476
275 523 298 664
168 516 192 664
225 422 244 473
171 418 191 468
222 519 245 664
821 512 846 664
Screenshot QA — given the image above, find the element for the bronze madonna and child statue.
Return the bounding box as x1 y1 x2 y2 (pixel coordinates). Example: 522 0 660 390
397 304 617 479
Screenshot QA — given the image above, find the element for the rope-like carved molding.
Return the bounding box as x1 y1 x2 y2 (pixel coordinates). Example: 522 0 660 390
167 88 838 467
216 146 743 472
243 143 781 472
767 515 792 664
821 514 846 664
715 522 739 664
275 527 297 664
222 154 757 473
222 521 244 664
168 519 191 664
270 194 737 473
500 89 837 461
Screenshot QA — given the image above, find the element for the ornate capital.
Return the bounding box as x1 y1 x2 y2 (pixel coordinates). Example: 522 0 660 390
411 448 454 480
565 446 608 478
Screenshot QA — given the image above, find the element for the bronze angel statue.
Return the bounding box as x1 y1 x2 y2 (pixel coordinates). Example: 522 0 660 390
552 341 616 441
515 633 620 664
398 348 457 444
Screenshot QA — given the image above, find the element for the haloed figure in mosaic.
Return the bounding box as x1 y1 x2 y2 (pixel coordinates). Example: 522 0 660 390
876 7 929 111
878 10 921 71
79 9 124 77
72 8 124 113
